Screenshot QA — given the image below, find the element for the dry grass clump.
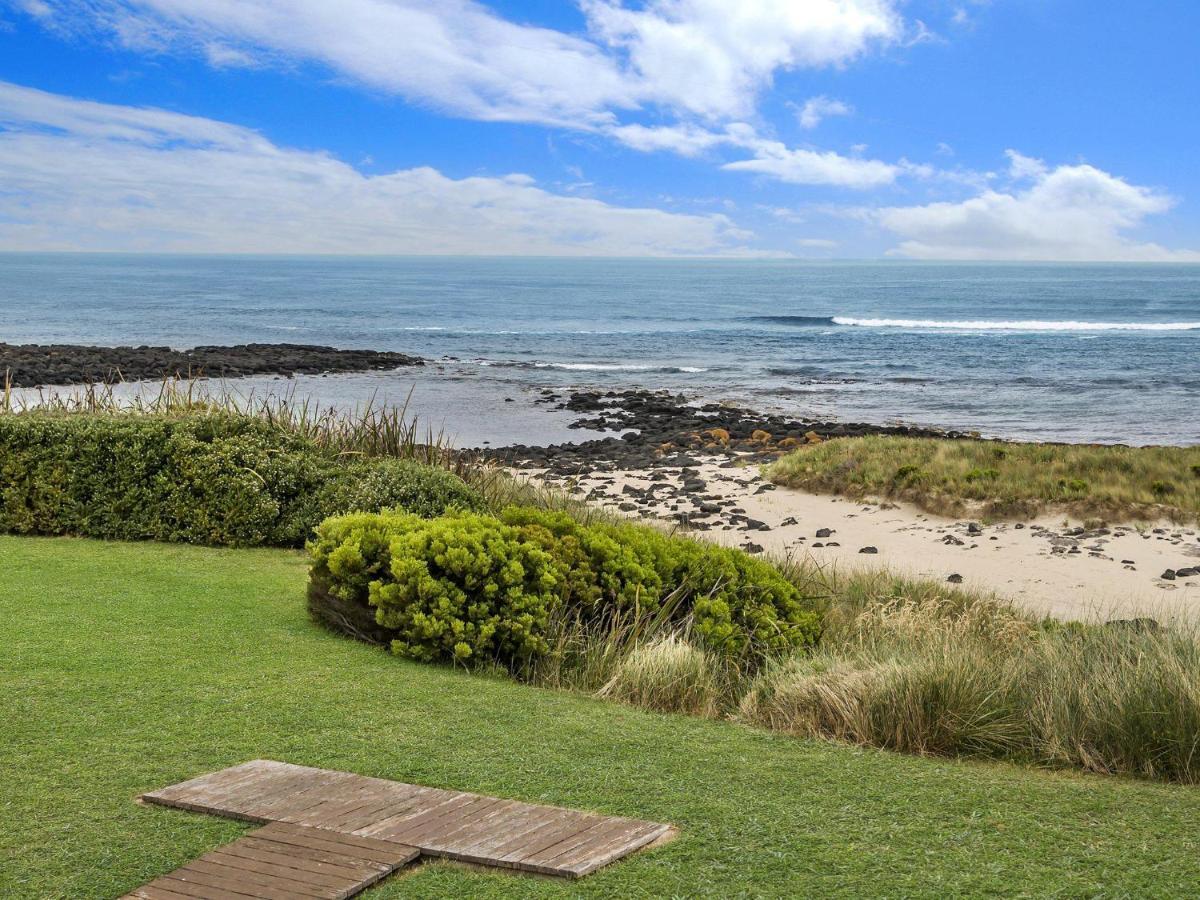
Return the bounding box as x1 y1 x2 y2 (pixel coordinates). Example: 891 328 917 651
765 434 1200 523
599 634 723 717
739 586 1200 783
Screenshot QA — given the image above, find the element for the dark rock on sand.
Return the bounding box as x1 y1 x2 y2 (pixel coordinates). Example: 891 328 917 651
859 546 879 554
0 342 422 387
484 388 969 476
947 573 964 584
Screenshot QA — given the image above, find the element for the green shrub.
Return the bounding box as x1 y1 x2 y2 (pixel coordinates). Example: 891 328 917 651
0 412 481 547
1151 480 1176 497
964 467 1000 482
1056 477 1089 495
309 510 559 664
308 507 822 667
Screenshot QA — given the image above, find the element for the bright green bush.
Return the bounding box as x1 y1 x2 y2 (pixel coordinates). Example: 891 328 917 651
0 412 482 547
308 507 822 667
501 506 821 658
309 510 559 664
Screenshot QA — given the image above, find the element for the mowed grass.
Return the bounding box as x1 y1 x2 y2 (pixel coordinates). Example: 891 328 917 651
767 435 1200 522
4 539 1200 897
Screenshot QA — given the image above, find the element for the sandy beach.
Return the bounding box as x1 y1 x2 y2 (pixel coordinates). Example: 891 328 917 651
531 458 1200 623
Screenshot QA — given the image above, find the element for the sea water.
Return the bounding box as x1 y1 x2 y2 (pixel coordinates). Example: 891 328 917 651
1 254 1198 445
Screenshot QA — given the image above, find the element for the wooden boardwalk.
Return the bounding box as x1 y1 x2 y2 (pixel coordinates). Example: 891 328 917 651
125 822 418 900
132 760 672 896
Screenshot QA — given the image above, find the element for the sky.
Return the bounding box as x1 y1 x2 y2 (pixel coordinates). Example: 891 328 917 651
1 0 1199 259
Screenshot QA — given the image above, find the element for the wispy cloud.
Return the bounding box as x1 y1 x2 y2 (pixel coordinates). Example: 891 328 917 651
0 81 758 255
15 0 927 189
793 96 853 130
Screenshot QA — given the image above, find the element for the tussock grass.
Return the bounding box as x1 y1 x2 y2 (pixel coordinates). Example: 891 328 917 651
765 434 1200 522
738 588 1200 782
599 634 723 717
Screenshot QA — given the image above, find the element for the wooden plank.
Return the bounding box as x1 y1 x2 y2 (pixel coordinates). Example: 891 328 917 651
210 844 367 884
183 859 333 899
163 864 311 900
562 822 674 877
387 796 505 847
138 761 672 881
437 803 560 861
491 811 600 870
251 824 416 867
354 791 475 841
234 838 380 876
425 799 526 855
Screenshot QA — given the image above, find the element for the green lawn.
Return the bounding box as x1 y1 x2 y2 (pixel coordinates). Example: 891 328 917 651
3 537 1200 898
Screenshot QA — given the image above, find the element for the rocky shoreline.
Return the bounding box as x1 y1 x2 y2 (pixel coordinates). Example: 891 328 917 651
0 342 422 388
486 388 971 475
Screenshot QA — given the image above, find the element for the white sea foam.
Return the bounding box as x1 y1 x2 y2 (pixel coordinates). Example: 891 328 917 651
532 362 708 372
831 317 1200 332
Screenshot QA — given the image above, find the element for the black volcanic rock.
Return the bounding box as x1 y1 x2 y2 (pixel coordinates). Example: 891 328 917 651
0 342 422 387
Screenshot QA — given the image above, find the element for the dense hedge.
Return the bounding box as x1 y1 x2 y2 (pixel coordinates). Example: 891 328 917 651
0 412 483 547
308 508 822 667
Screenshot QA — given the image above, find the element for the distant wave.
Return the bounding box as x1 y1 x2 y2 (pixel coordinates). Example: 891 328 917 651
533 362 708 373
745 315 1200 332
741 315 837 326
479 360 709 373
831 317 1200 332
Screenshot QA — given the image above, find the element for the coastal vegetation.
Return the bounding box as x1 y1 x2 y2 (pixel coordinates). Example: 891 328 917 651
766 434 1200 522
307 507 821 667
5 535 1200 898
3 392 1200 802
0 411 481 546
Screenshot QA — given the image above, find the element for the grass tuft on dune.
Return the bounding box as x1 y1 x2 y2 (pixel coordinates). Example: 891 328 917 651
765 435 1200 522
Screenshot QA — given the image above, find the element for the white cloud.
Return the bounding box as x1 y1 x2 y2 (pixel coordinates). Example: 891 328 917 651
606 122 732 157
877 155 1200 261
795 95 853 129
17 0 919 188
0 81 752 255
796 237 838 248
723 137 899 188
584 0 901 119
1005 149 1047 181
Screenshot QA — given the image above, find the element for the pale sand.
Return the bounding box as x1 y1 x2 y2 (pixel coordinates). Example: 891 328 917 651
531 458 1200 623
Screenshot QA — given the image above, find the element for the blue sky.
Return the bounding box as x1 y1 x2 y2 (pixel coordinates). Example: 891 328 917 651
1 0 1199 258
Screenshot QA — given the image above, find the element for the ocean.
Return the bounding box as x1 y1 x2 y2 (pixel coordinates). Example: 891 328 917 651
2 254 1198 446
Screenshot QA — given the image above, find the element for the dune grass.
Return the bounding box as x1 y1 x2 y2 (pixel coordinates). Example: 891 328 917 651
6 535 1200 897
738 588 1200 781
765 434 1200 522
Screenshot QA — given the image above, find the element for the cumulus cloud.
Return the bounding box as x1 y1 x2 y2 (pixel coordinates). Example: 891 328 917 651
584 0 900 119
0 81 752 255
724 136 899 188
877 153 1200 261
795 95 853 129
15 0 920 188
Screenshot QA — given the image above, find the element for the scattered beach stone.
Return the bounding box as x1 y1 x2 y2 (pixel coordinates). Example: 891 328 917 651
947 574 964 584
815 528 834 538
859 546 879 554
1161 570 1177 580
